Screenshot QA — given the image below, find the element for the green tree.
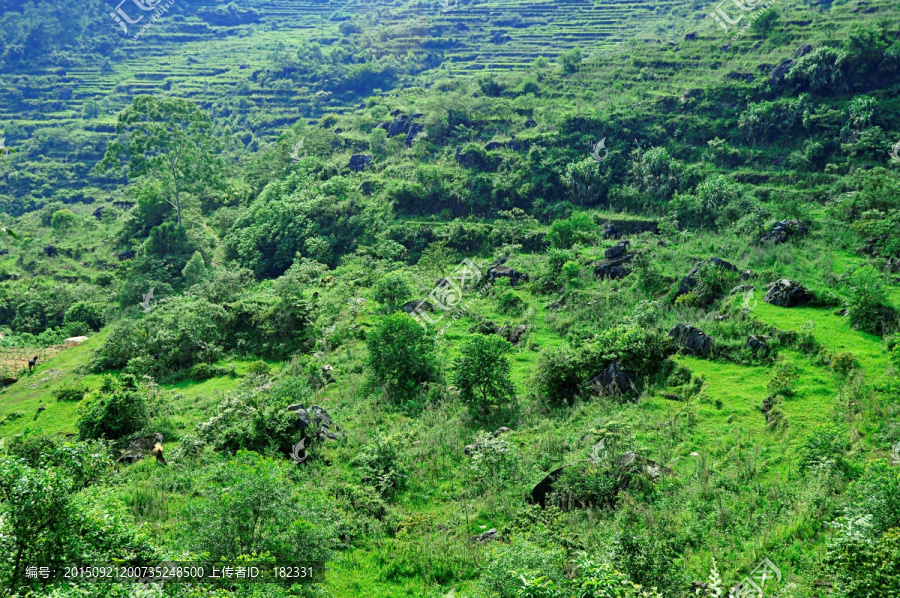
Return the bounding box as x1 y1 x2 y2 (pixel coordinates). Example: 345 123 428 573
844 265 889 334
454 335 515 414
182 450 336 563
558 47 583 74
64 301 104 331
182 250 207 286
50 209 78 233
100 96 223 225
372 272 412 312
76 375 149 441
366 313 436 406
547 212 596 249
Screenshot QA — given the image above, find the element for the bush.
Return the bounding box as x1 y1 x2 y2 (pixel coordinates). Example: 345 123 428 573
53 381 88 402
766 361 800 397
372 272 412 313
365 313 436 408
546 213 596 249
76 375 149 441
353 434 409 499
454 335 515 414
844 266 890 334
481 538 565 598
181 450 337 563
247 360 271 376
194 379 304 456
799 424 848 475
63 301 104 331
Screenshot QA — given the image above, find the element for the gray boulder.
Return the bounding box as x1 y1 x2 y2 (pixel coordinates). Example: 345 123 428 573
676 257 738 298
286 404 337 442
488 265 529 286
668 323 712 356
507 324 527 345
402 299 435 313
745 335 769 356
771 59 795 83
605 241 630 260
764 279 813 307
594 254 632 280
589 362 638 398
348 154 373 172
760 219 809 244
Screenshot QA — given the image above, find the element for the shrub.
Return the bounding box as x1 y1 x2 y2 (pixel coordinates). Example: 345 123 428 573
63 301 104 331
353 434 409 499
372 272 412 313
799 424 849 475
832 351 857 375
53 381 88 402
467 431 515 490
50 209 78 233
181 450 337 563
181 250 207 286
481 538 565 598
453 335 515 414
844 266 890 334
194 379 304 456
767 361 800 397
546 213 596 249
515 556 663 598
247 360 270 376
76 375 149 441
365 313 436 408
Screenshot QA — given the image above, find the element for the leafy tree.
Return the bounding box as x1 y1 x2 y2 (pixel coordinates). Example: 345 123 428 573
547 212 596 249
558 47 583 74
372 272 412 312
515 556 663 598
63 301 104 331
366 313 436 406
453 335 515 414
50 209 78 233
182 250 207 287
76 375 149 441
100 96 223 225
182 450 336 562
844 265 890 334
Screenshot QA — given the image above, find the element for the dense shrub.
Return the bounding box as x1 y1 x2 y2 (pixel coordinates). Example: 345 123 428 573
53 380 88 402
353 434 409 499
365 313 436 408
63 301 104 331
76 375 149 441
181 450 337 563
453 335 515 414
546 212 596 249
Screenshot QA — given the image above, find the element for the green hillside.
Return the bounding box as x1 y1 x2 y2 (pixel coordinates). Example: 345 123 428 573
1 0 900 597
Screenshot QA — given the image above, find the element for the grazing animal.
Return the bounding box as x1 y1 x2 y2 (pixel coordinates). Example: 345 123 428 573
152 442 167 465
34 406 46 420
28 356 38 372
